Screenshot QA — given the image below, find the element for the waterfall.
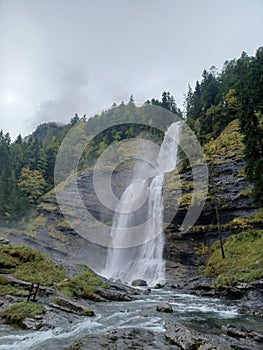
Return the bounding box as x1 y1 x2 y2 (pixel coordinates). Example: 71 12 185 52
103 121 182 286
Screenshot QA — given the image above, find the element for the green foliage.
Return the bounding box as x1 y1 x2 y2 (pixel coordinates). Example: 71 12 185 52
0 274 8 284
79 102 176 170
2 302 44 327
248 208 263 225
185 67 228 143
204 119 243 161
0 284 28 297
146 91 182 116
58 266 107 298
202 230 263 288
18 167 46 203
0 120 69 220
38 201 59 212
186 46 263 205
0 244 67 285
194 243 209 256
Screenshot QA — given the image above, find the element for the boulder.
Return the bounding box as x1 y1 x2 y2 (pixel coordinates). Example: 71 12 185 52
21 317 43 330
53 297 95 316
165 322 216 349
96 287 135 302
131 279 148 286
221 287 244 300
143 288 151 295
156 302 173 313
67 328 172 350
225 324 263 343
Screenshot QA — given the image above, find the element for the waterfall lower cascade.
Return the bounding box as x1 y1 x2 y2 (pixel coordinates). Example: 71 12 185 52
103 121 182 286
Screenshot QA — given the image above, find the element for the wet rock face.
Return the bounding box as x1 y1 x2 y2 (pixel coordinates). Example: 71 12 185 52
164 158 254 228
209 158 255 222
77 169 133 224
52 297 95 316
131 279 148 287
67 328 175 350
156 302 173 313
165 322 209 349
163 156 257 270
164 321 263 350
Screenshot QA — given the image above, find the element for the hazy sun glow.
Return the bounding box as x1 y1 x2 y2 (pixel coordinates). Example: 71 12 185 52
6 93 16 104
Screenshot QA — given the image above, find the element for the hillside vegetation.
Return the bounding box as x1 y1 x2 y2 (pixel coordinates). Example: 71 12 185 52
202 230 263 288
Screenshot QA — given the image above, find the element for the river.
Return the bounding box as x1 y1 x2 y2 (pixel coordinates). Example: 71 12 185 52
0 288 262 349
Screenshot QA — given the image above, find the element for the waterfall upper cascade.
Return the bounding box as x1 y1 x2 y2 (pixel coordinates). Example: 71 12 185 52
103 121 182 286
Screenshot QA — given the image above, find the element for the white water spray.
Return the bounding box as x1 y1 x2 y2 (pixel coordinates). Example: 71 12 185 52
103 121 182 286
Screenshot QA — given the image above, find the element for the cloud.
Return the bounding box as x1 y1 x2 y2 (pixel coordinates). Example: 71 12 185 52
29 66 89 126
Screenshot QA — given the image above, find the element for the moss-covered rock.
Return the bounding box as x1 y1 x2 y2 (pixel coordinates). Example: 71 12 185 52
201 230 263 288
2 301 44 328
58 265 107 299
0 244 67 285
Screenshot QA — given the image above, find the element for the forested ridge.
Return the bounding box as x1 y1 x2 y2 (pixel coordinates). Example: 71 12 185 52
0 47 262 220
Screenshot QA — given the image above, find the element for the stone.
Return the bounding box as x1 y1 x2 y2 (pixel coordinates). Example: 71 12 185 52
67 328 173 349
131 279 148 286
225 324 263 343
21 318 43 330
96 287 135 301
165 322 216 349
143 288 151 295
0 237 9 244
222 287 243 299
156 302 173 313
226 324 247 339
53 297 95 316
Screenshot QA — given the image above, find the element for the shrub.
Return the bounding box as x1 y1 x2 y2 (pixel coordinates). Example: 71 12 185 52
2 302 44 327
58 266 107 298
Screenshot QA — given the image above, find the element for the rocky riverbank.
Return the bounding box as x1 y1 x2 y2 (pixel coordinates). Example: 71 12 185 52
64 283 263 350
0 236 262 350
0 240 140 332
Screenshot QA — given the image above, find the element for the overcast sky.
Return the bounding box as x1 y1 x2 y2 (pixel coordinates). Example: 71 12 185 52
0 0 262 139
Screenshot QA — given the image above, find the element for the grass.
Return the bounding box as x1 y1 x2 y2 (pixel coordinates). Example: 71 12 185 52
204 119 244 162
38 201 59 213
58 265 107 298
0 284 28 297
2 302 44 327
0 274 8 284
248 208 263 225
0 244 108 302
179 193 193 207
0 274 27 297
0 244 67 285
48 224 68 242
194 243 209 256
201 230 263 288
26 214 47 237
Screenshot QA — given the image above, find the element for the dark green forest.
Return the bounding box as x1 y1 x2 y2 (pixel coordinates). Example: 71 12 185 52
0 47 262 220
